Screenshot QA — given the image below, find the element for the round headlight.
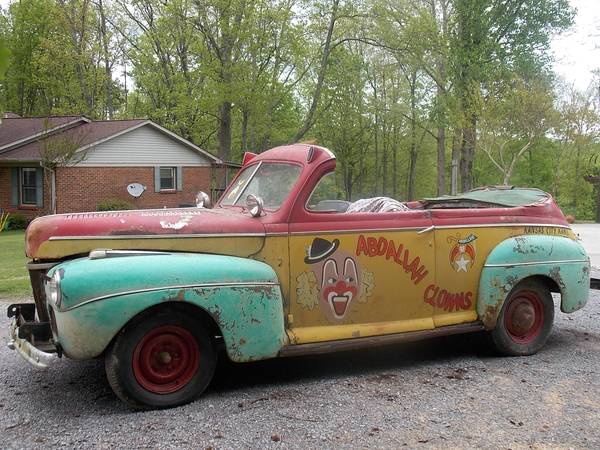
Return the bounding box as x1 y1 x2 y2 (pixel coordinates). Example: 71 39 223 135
45 271 62 308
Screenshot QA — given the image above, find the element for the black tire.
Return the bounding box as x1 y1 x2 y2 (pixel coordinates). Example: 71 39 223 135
105 308 216 410
489 279 554 356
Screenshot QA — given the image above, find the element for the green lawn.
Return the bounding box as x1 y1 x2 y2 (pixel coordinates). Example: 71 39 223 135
0 230 32 299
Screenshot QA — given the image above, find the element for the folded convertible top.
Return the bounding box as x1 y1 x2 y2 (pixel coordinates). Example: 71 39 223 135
423 186 550 208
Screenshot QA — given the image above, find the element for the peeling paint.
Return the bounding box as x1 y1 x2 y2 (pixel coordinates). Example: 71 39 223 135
478 235 590 328
45 253 286 361
549 266 566 291
159 215 193 230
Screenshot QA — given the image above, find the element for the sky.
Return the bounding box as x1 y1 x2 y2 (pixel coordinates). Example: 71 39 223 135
0 0 598 92
550 0 600 91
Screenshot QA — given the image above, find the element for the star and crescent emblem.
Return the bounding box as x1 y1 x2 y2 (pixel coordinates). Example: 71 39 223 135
448 234 477 273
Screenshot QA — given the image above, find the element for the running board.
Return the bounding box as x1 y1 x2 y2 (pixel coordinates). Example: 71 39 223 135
279 322 485 358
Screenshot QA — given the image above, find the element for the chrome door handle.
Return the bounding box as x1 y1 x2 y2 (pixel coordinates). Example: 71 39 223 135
417 225 435 234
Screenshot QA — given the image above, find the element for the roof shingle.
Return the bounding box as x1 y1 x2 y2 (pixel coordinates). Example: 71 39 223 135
0 116 86 149
0 118 146 161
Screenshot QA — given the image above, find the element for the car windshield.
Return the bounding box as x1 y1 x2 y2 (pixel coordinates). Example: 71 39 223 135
220 162 302 209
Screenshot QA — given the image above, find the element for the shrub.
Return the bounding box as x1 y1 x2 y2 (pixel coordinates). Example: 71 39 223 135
7 213 28 230
97 199 135 211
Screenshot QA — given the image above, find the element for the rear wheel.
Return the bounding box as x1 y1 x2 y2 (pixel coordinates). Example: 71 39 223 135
105 309 216 409
489 279 554 356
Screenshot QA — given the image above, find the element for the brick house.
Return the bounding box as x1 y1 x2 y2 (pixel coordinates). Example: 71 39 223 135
0 115 223 220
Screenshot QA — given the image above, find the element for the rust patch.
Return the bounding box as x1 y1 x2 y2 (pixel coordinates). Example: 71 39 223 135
482 302 501 329
239 338 247 345
512 237 529 255
211 307 222 323
504 275 519 293
549 266 566 291
511 237 545 256
176 289 186 301
193 288 208 297
249 285 273 294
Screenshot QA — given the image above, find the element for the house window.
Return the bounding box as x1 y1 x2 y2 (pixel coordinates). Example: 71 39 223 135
159 167 176 190
20 168 38 205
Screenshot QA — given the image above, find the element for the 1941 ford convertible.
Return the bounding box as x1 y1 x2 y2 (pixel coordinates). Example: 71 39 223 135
7 144 592 409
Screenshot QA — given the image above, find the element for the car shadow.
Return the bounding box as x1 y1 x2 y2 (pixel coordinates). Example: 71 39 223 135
7 325 586 416
208 332 494 394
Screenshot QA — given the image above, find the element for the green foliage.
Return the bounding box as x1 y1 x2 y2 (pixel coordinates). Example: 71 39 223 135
0 0 124 117
97 199 135 211
0 0 597 217
6 213 28 230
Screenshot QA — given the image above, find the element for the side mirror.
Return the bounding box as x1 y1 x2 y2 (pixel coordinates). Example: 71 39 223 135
195 191 212 208
246 194 264 217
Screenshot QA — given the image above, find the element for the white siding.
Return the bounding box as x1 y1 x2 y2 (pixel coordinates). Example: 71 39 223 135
77 125 212 166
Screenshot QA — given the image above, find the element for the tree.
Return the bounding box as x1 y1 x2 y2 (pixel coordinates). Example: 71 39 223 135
557 81 600 218
40 120 91 213
480 76 557 185
450 0 574 191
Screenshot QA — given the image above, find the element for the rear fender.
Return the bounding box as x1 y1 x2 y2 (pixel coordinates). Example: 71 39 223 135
477 235 590 329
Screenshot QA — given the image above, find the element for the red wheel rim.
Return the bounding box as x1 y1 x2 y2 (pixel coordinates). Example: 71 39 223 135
132 325 199 394
504 290 544 344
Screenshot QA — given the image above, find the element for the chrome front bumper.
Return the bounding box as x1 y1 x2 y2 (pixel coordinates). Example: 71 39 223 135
7 303 57 369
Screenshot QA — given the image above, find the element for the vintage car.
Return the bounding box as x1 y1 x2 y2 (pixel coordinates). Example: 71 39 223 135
7 144 592 409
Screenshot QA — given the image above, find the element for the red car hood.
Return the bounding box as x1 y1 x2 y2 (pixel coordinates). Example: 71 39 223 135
26 207 266 260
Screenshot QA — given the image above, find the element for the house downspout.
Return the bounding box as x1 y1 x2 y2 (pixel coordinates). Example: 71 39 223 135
50 169 57 214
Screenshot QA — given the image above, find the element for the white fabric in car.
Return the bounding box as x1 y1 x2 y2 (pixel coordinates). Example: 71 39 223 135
345 197 410 213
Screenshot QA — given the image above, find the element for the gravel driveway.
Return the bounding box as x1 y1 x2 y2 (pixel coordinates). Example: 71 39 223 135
2 290 600 449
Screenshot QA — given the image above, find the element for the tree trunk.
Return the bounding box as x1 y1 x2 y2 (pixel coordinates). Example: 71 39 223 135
63 0 94 114
97 0 113 119
241 108 249 152
293 0 340 142
437 126 446 195
573 144 582 213
431 0 448 196
358 151 364 197
373 84 379 195
218 101 232 162
218 20 235 162
381 72 388 196
407 72 418 201
451 130 461 195
460 115 476 192
392 123 398 198
344 164 353 201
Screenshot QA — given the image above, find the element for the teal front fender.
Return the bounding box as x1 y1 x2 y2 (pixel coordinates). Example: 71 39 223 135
477 235 590 329
47 253 287 362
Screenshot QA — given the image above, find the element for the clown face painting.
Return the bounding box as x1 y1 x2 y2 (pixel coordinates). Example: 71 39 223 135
296 237 373 323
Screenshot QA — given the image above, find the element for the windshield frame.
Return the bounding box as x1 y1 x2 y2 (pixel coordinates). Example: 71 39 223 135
228 162 263 206
218 160 303 211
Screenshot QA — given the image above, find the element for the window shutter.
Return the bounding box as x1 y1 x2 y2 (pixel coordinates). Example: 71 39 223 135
154 166 161 192
10 167 19 206
176 166 183 191
35 167 44 208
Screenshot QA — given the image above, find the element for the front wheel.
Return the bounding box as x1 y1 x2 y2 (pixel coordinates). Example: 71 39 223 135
105 309 216 410
489 279 554 356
